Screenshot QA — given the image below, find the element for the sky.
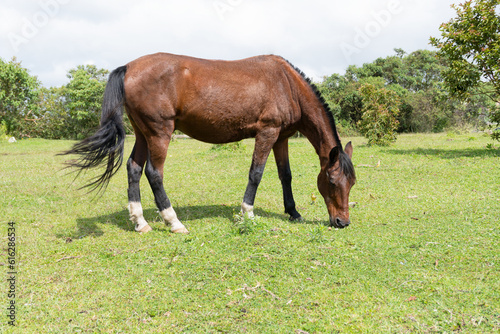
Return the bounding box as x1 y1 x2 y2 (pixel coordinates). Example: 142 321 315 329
0 0 458 87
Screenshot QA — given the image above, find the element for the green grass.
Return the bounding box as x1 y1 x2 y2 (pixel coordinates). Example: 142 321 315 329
1 133 499 333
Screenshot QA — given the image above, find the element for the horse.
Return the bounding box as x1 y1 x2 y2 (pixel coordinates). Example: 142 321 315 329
62 53 356 234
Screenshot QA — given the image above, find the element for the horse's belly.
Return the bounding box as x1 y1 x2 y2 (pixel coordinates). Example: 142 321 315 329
175 113 258 144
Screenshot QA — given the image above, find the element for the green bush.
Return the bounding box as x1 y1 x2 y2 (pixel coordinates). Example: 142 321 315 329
357 84 400 146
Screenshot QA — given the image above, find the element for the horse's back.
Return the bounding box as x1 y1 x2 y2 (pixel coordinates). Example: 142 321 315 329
123 53 302 143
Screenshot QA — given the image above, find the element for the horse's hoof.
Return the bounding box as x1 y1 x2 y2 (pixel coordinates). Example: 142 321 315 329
172 227 189 234
289 215 303 222
137 224 153 233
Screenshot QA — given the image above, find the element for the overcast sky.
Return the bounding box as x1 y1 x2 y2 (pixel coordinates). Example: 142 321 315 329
1 0 457 87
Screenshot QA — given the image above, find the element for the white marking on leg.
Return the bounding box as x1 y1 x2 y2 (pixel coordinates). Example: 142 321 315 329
160 207 189 234
128 202 152 233
241 202 255 218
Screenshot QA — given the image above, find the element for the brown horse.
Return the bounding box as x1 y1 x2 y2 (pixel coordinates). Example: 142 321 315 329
63 53 356 233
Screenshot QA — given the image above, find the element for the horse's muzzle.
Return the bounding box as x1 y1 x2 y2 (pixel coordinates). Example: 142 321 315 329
330 217 350 228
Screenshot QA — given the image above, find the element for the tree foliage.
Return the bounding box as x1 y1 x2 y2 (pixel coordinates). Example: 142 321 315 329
317 48 492 143
1 63 110 139
358 84 400 146
64 65 109 139
21 86 69 139
430 0 500 98
430 0 500 140
0 58 40 135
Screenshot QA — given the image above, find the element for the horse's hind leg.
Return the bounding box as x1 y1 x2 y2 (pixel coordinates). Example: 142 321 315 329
145 135 188 234
273 138 302 221
127 134 151 232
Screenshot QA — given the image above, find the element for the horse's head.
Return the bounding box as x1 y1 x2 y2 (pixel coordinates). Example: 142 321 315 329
317 142 356 228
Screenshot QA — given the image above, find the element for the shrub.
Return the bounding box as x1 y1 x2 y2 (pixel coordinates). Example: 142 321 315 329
357 84 400 146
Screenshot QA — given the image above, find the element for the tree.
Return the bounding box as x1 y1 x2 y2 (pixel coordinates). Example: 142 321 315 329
20 86 69 139
343 49 445 92
319 49 442 131
401 50 445 92
0 58 40 135
357 84 400 146
318 48 488 133
430 0 500 139
405 90 449 133
345 55 405 86
64 65 109 139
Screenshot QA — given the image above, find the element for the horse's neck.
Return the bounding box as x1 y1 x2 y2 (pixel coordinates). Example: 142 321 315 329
299 106 338 167
285 65 339 165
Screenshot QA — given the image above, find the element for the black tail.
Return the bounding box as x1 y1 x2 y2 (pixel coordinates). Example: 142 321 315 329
60 65 128 193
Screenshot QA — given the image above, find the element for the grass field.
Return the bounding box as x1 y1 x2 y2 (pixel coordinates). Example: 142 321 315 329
1 133 499 333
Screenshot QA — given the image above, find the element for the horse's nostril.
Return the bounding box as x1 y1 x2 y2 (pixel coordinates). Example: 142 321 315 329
335 218 350 228
330 217 350 228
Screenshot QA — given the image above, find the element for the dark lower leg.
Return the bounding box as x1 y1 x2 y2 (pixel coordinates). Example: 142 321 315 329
273 139 301 221
145 155 171 211
241 131 278 216
243 162 266 207
276 159 301 220
145 153 188 233
127 145 151 232
127 149 143 203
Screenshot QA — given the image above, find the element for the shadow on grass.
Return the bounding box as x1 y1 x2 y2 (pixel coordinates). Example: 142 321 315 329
56 209 133 240
385 147 500 159
57 204 317 240
175 204 287 221
175 204 322 226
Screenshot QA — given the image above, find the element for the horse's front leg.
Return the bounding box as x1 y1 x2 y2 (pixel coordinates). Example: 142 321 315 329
241 129 280 218
273 138 302 221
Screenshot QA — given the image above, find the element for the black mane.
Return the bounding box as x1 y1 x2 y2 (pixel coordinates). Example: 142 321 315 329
282 58 343 148
283 58 356 182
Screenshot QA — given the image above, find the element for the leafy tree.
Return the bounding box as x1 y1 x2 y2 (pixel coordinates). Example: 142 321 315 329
345 55 404 86
0 58 40 135
406 90 450 133
40 86 68 138
344 49 445 92
430 0 500 139
339 89 364 126
20 86 69 139
401 50 446 92
357 84 400 146
64 65 109 139
319 48 487 133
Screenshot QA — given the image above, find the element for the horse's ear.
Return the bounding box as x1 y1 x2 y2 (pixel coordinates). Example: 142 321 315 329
344 141 353 159
329 146 341 166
